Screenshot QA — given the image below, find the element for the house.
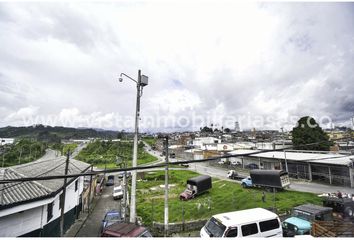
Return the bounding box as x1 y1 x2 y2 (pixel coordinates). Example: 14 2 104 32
0 138 14 145
192 137 221 149
0 156 91 237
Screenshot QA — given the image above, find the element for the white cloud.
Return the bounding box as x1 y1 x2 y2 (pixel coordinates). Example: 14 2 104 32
0 2 353 131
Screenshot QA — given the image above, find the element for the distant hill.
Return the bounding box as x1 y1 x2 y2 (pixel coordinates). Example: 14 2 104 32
0 125 119 142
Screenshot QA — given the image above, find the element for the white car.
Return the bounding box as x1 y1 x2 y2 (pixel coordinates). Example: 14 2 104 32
113 186 124 200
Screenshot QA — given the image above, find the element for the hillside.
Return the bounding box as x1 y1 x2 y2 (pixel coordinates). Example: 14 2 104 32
0 125 119 141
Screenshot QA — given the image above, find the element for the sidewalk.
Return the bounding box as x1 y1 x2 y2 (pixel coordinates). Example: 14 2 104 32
64 195 101 237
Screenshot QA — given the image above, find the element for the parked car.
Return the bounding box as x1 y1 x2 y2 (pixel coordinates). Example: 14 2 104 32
101 210 122 233
118 171 132 179
101 222 152 237
180 163 189 168
113 185 124 200
106 175 115 186
245 163 259 169
230 159 242 166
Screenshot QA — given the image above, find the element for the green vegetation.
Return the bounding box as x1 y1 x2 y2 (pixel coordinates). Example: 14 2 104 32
136 170 322 226
292 116 333 151
143 137 157 147
49 143 78 155
0 139 47 167
76 140 158 168
0 125 118 141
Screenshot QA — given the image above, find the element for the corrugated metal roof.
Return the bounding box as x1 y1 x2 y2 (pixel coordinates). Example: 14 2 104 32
227 150 353 166
0 157 90 207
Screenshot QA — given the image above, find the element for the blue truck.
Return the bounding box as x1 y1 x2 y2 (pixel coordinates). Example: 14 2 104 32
241 170 290 190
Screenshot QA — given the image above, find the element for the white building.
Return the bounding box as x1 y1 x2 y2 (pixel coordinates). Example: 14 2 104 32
234 122 240 132
192 137 221 149
0 138 14 145
0 157 90 237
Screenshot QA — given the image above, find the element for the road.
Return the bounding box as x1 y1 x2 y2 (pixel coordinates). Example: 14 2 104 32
76 183 122 237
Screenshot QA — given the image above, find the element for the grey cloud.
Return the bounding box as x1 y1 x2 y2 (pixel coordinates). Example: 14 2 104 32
0 2 354 131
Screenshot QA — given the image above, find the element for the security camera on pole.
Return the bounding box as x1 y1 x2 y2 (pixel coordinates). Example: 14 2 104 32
119 70 148 223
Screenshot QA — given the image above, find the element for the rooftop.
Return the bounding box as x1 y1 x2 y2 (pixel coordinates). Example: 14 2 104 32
228 150 353 166
0 155 90 208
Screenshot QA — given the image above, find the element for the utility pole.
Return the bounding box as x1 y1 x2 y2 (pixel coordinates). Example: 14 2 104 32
281 127 288 172
60 150 70 236
130 70 141 223
87 165 93 213
119 69 148 223
164 136 169 236
122 159 128 222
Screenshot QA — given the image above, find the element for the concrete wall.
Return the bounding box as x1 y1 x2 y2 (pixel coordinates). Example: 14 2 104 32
152 219 207 236
0 205 45 237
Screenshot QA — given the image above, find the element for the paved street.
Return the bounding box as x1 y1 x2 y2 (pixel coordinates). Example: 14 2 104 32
76 183 122 237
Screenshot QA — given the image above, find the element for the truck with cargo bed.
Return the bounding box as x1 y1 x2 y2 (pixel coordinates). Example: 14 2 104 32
179 175 212 201
241 169 290 190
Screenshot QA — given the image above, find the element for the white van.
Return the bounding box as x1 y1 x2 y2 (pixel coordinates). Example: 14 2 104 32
200 208 283 237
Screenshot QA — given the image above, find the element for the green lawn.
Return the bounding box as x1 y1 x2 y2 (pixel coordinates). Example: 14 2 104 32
63 143 78 155
76 140 158 169
136 170 322 226
143 137 157 147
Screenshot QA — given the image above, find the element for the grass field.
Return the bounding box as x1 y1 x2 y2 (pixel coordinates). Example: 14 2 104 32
77 140 158 169
136 170 322 226
143 137 157 147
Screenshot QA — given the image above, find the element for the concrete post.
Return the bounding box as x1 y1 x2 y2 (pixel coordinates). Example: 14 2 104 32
308 163 312 181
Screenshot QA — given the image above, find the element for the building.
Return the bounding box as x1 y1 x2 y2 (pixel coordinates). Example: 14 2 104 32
0 138 14 146
227 150 354 187
0 156 91 237
191 137 221 150
234 122 240 132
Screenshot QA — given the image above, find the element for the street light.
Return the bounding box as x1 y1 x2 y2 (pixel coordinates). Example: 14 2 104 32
118 69 148 223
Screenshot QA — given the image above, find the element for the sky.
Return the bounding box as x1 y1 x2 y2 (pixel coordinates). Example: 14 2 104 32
0 1 354 132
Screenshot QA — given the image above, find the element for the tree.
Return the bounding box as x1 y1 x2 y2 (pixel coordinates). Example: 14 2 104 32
200 126 213 133
292 116 332 151
224 128 231 133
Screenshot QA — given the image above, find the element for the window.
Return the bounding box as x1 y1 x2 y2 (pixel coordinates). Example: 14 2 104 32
75 180 78 192
259 219 280 232
225 228 238 237
241 223 258 236
47 202 53 222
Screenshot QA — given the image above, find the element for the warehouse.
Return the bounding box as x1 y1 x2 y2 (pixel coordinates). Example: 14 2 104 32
228 150 354 187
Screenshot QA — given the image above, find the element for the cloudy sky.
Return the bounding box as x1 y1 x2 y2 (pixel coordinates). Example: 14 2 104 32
0 1 354 132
